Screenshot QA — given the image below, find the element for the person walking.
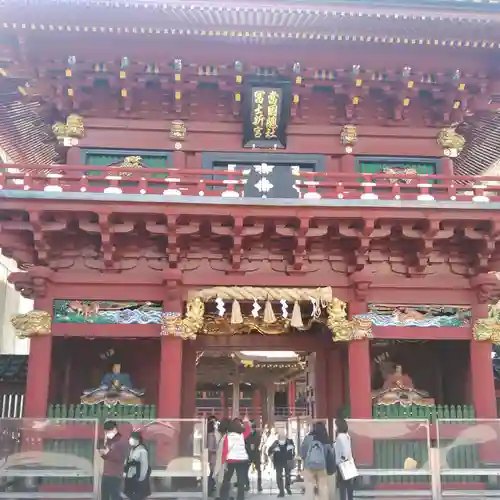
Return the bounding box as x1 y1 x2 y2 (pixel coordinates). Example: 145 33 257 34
267 430 295 497
124 431 151 500
334 419 354 500
100 420 128 500
299 422 334 500
219 418 251 500
207 417 218 496
244 421 263 492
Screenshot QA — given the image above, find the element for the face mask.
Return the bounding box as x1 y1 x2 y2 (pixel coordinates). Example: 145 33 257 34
129 438 139 447
279 439 286 445
106 430 116 439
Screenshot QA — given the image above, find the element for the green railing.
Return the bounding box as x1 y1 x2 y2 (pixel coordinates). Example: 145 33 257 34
373 404 476 421
371 404 477 485
47 403 157 421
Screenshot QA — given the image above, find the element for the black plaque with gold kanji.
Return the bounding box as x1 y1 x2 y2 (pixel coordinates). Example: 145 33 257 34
242 82 291 149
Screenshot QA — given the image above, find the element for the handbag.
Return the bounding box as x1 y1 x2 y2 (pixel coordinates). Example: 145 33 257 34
338 458 359 481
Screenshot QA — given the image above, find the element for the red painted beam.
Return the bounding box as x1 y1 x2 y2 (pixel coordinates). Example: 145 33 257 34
372 326 472 340
51 323 161 337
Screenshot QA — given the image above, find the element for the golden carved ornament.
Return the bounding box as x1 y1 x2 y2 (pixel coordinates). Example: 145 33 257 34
382 166 418 184
326 298 373 341
437 126 466 157
202 314 318 336
52 114 85 141
170 120 186 141
340 124 358 147
110 156 145 177
10 310 52 339
162 287 373 341
473 316 500 345
161 297 205 340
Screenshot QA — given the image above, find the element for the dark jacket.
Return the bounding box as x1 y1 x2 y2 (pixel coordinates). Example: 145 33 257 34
245 431 261 463
102 433 128 477
267 439 295 467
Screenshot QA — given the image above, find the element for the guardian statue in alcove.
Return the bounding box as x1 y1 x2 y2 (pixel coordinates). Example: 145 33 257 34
81 363 145 405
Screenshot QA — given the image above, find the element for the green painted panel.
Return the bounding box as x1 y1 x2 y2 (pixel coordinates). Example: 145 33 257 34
356 157 439 186
83 152 168 169
81 149 170 184
358 161 437 175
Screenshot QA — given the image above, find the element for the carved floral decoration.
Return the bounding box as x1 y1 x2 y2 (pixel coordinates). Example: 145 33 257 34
473 303 500 345
382 166 418 184
10 310 52 339
109 156 147 177
52 114 85 142
437 125 466 157
160 286 372 341
340 124 358 153
170 120 187 141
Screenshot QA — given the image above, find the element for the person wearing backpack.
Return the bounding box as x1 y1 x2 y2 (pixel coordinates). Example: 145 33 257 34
299 422 334 500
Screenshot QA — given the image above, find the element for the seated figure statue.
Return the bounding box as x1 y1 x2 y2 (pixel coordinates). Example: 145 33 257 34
81 363 144 405
372 364 434 406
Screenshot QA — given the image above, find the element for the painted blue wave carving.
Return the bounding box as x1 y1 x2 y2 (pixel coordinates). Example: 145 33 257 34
355 312 469 328
98 309 163 324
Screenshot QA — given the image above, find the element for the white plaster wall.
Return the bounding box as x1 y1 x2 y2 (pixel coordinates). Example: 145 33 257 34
0 147 31 354
0 255 31 355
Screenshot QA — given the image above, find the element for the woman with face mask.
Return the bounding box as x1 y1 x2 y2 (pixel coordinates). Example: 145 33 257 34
124 431 151 500
100 421 128 500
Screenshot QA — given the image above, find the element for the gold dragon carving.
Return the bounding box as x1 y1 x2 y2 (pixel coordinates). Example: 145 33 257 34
161 297 205 340
10 310 52 339
327 298 373 342
473 303 500 345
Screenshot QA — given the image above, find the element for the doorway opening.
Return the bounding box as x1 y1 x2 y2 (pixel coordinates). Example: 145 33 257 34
195 350 310 425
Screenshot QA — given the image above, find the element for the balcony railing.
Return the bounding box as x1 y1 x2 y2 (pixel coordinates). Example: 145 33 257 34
1 164 500 202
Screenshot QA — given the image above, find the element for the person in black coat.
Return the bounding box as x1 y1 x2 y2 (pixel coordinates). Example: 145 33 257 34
267 431 295 497
244 421 263 492
123 431 151 500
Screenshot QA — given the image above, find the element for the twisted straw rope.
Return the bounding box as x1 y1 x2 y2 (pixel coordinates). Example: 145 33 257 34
188 286 334 304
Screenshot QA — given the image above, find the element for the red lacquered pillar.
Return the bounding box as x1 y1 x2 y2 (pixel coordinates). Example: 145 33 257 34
24 295 53 418
288 380 296 417
340 154 355 173
470 301 496 418
158 337 183 419
314 350 328 419
470 301 497 463
159 286 184 420
327 348 344 419
181 342 197 418
252 387 261 423
66 146 81 164
440 156 454 177
348 300 373 466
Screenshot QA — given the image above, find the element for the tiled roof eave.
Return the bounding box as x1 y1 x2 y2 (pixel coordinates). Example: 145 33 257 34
2 0 500 30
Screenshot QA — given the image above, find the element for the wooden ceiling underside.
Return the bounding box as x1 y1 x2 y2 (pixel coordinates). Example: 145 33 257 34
196 354 305 385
